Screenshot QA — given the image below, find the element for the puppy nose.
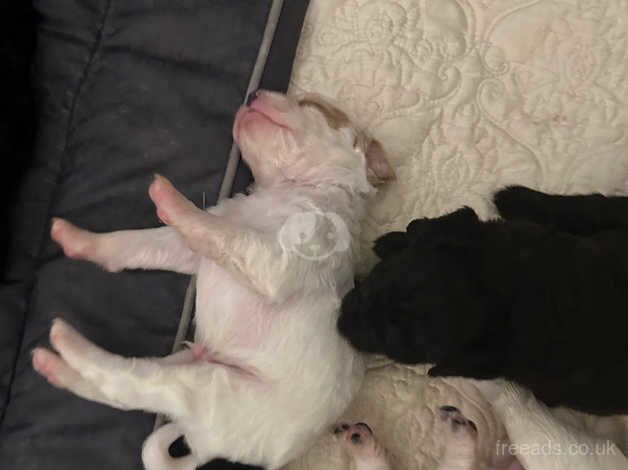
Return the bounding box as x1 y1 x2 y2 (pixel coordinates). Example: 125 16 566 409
246 90 260 106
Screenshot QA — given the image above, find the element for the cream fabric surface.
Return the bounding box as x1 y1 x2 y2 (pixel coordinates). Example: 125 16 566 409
285 1 628 468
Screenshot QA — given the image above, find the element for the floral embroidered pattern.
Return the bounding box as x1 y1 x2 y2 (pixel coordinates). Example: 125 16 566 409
286 1 628 468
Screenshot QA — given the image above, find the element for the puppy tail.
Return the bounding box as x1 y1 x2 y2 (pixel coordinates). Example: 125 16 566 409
142 423 198 470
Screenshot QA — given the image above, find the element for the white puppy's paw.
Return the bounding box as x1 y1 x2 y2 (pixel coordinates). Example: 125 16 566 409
334 422 391 470
51 218 96 261
48 318 112 377
439 406 478 438
51 218 126 272
148 174 199 227
50 318 88 356
33 343 119 407
437 406 485 470
32 347 70 388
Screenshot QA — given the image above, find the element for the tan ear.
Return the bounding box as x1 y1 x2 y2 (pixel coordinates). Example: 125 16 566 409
365 139 396 186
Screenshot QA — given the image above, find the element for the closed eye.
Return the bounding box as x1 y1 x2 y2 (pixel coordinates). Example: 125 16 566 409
297 97 350 130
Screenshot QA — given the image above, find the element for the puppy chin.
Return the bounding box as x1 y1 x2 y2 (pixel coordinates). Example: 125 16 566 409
237 113 269 143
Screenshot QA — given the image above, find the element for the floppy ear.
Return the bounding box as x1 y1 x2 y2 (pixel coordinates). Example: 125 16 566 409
405 208 482 277
364 138 396 186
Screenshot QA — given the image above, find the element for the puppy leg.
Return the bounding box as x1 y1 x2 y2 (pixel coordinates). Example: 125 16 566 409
437 406 479 470
149 175 307 301
51 219 198 274
33 319 199 416
475 380 628 470
335 422 391 470
494 186 628 234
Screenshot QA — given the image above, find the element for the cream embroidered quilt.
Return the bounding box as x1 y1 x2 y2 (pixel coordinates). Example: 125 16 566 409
286 1 628 468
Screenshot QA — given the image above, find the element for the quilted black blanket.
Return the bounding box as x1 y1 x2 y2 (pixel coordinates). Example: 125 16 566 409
0 1 309 469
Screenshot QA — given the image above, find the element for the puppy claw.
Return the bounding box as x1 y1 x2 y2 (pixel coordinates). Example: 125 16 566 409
338 423 390 469
451 417 467 429
439 406 477 433
333 423 350 435
439 405 460 421
355 422 373 434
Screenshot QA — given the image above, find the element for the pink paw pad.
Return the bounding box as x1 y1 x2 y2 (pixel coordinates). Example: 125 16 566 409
32 348 62 386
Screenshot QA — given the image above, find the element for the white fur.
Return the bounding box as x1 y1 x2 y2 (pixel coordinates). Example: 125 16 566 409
436 381 628 470
336 423 391 470
32 91 383 469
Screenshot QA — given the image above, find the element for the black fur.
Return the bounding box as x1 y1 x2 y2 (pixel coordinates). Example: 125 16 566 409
338 186 628 415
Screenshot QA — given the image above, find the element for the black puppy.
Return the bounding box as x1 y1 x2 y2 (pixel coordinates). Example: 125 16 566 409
338 186 628 415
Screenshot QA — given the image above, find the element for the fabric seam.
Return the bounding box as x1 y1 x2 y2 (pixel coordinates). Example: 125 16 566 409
63 0 114 171
0 0 114 426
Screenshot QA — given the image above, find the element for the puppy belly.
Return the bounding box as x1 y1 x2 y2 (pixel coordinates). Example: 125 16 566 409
194 262 278 349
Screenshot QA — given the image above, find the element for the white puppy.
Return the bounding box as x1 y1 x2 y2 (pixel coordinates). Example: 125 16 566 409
31 90 395 469
334 422 391 470
437 381 628 470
